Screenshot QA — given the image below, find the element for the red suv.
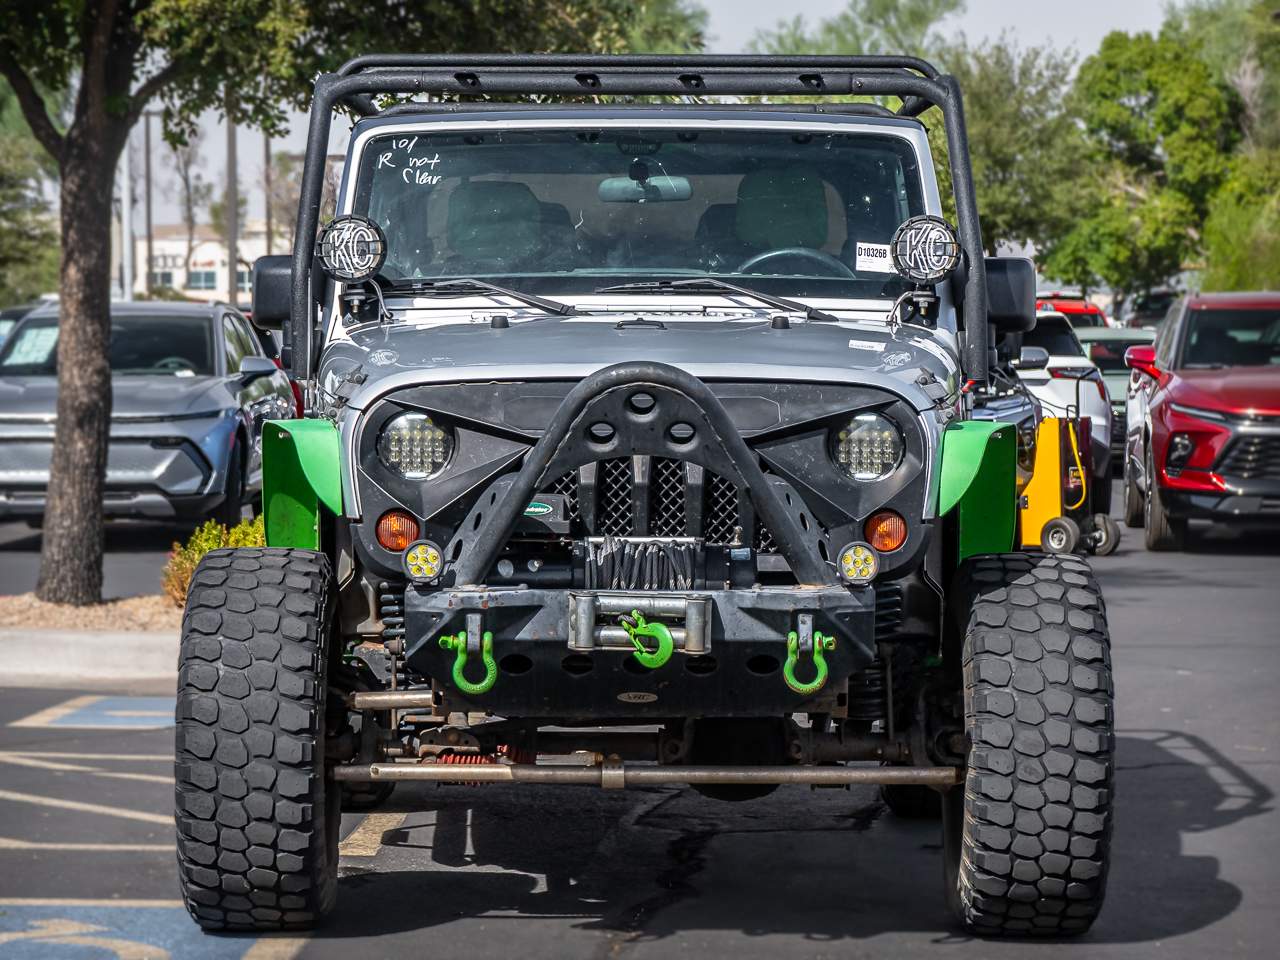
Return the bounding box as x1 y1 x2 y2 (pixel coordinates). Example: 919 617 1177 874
1122 291 1280 549
1036 292 1110 328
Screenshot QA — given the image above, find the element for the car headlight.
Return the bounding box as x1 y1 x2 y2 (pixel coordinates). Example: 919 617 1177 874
831 413 904 481
377 412 453 479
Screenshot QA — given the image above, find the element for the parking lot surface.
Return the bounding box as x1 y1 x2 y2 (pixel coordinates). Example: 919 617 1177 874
1 501 1277 959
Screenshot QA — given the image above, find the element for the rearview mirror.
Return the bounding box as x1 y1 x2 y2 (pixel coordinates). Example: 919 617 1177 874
238 355 279 385
598 176 691 203
985 257 1036 333
250 255 291 330
1014 346 1050 370
1124 344 1160 379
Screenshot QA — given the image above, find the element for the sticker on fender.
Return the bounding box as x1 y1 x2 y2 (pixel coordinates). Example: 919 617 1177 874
855 241 896 273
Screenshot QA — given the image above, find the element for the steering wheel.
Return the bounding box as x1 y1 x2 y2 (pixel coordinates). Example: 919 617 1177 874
737 247 857 278
154 356 197 373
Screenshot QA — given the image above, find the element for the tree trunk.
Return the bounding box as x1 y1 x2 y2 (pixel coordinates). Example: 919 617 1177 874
34 139 116 605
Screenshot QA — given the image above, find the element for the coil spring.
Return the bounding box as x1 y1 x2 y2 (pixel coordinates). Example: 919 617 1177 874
377 582 405 643
847 658 888 722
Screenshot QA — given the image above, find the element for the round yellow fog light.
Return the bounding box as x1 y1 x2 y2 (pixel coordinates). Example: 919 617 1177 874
837 542 878 584
402 539 444 584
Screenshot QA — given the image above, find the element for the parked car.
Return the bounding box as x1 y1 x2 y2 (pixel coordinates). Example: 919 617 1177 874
1118 289 1177 329
1123 291 1280 550
1076 326 1156 469
1014 311 1114 511
0 302 42 350
1036 291 1110 328
0 301 296 526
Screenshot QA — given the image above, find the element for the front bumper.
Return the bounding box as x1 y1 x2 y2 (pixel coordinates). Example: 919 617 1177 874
0 489 226 520
1160 486 1280 522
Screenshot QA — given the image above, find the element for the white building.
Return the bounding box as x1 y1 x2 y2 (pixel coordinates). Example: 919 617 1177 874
129 219 282 305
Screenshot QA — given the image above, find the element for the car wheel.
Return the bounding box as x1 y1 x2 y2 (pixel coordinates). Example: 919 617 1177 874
175 548 341 931
1143 448 1186 551
1040 517 1080 554
1122 456 1143 528
1091 514 1121 557
943 553 1114 937
211 440 245 528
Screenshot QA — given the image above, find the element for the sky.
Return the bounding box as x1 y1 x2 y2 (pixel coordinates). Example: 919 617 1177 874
134 0 1169 226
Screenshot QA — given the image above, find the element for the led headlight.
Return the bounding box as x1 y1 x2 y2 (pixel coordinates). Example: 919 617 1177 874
831 413 904 481
377 412 453 479
837 542 879 584
402 540 444 583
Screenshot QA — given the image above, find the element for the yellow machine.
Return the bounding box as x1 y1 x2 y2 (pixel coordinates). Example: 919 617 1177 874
1019 417 1119 555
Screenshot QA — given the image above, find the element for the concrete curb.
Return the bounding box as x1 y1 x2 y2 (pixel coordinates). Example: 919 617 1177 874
0 628 177 684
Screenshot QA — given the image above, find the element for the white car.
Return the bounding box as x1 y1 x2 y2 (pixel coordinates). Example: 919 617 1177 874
1014 310 1114 511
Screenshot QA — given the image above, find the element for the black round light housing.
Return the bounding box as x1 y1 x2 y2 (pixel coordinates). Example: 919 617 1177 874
317 214 387 282
890 215 960 284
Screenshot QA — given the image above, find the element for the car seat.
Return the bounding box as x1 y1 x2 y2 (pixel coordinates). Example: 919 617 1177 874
445 181 543 274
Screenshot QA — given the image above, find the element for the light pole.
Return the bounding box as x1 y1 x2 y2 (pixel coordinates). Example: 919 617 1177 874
143 110 161 296
225 92 238 305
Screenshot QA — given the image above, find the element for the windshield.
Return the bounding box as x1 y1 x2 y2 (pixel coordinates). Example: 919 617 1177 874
1024 317 1085 358
352 126 925 300
1087 338 1151 372
1181 308 1280 368
0 314 215 376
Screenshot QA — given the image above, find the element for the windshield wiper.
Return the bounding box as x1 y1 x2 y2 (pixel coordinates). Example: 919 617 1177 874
594 277 841 324
388 277 578 317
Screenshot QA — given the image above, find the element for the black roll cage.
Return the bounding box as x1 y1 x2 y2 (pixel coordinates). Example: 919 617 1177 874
290 54 989 390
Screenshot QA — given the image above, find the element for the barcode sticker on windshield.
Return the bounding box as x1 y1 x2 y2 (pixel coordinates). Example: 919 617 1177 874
855 242 896 274
848 339 886 353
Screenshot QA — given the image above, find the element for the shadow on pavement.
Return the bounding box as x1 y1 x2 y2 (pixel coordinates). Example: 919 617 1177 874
313 729 1269 946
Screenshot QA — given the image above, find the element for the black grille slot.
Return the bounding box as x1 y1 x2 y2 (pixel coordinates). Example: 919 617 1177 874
1218 435 1280 482
651 458 688 537
705 472 739 544
598 458 635 536
547 470 581 521
875 582 905 641
754 520 777 553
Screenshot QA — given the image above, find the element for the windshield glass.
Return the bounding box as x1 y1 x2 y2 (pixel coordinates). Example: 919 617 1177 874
1180 308 1280 368
0 314 215 376
352 126 925 299
1024 317 1085 357
1087 338 1151 372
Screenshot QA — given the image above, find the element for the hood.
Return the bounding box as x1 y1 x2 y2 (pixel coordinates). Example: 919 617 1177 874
0 374 226 420
321 314 961 415
1171 367 1280 417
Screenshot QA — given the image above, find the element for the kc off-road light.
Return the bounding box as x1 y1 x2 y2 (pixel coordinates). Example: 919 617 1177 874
317 214 387 282
377 412 454 479
837 542 879 584
890 215 960 284
831 413 904 481
402 540 444 583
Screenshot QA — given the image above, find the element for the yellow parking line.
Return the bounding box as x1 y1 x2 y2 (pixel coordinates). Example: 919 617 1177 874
105 710 171 718
9 695 101 728
0 836 174 852
0 788 171 825
339 812 407 857
242 935 311 959
0 898 184 908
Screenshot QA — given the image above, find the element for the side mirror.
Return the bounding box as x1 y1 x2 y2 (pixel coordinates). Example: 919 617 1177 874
1124 344 1160 379
1014 346 1050 370
985 257 1036 333
238 355 279 385
250 255 291 330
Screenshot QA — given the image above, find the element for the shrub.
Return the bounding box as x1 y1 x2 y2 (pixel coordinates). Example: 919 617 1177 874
161 515 266 607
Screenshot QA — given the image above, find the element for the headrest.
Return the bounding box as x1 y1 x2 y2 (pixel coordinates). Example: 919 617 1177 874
734 169 827 250
447 181 542 261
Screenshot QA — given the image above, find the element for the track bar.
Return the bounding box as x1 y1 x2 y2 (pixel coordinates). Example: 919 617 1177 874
331 763 962 788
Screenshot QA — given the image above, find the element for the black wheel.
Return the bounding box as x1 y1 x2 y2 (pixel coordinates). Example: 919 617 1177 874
1091 515 1121 557
944 553 1114 937
881 782 942 819
1122 456 1143 528
211 440 246 528
175 548 341 931
1040 517 1080 554
1143 448 1186 551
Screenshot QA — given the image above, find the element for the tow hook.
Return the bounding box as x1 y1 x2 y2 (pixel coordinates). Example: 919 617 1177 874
619 610 675 669
784 629 835 695
439 630 497 695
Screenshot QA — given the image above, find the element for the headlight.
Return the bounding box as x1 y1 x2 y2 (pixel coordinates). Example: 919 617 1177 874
831 413 904 481
377 412 453 479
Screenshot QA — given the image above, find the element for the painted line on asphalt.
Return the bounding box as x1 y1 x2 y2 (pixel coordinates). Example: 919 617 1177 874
0 750 169 762
10 696 175 729
242 935 311 959
0 752 173 784
0 788 172 825
339 812 408 857
8 695 101 728
0 898 184 908
0 836 174 852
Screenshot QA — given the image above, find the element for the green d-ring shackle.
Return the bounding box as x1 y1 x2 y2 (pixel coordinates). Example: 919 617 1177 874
438 630 497 695
784 630 835 696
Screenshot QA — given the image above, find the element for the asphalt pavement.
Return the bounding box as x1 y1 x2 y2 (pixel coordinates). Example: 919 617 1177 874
1 491 1278 959
0 521 180 600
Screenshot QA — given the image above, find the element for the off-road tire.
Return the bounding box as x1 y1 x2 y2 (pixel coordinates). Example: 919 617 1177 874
1122 458 1143 528
944 553 1114 937
175 548 340 931
1144 448 1186 551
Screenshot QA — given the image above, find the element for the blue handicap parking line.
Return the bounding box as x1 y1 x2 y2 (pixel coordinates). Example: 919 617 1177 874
0 902 279 958
46 696 175 729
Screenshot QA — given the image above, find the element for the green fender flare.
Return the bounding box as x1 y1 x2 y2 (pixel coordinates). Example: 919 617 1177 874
262 420 343 549
937 420 1017 562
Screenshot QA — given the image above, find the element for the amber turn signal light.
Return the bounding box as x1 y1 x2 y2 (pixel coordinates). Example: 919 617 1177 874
376 510 420 551
864 510 907 552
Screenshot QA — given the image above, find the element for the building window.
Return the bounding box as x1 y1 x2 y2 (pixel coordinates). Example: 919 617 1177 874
186 270 217 291
236 269 250 293
149 271 174 288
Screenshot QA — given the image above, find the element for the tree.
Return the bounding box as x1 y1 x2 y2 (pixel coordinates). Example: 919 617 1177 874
0 0 640 604
627 0 707 53
264 150 300 251
750 0 964 57
1202 147 1280 289
0 82 58 303
168 124 211 275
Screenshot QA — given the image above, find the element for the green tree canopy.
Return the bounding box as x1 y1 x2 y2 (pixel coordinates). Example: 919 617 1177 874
750 0 963 57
